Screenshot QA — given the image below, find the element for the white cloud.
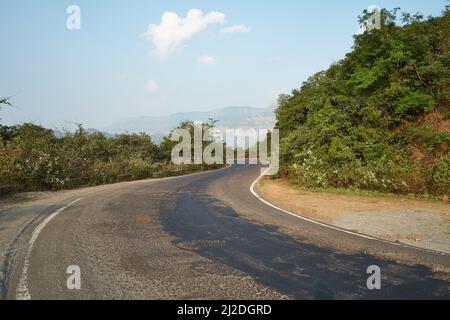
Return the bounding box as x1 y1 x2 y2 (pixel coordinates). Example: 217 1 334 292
222 24 250 34
143 9 226 59
197 54 217 65
145 80 158 93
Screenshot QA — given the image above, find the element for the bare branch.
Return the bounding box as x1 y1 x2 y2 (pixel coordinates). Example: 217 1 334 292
0 96 12 107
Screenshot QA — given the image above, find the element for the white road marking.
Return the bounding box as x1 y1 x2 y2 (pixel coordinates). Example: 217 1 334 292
12 166 232 300
249 170 449 256
15 198 82 300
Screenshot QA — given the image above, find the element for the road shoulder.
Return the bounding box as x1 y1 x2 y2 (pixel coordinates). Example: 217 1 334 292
255 177 450 254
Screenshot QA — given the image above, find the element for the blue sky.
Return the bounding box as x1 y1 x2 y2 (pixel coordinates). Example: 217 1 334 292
0 0 447 129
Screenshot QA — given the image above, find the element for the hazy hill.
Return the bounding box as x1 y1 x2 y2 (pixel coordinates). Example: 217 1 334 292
102 107 276 138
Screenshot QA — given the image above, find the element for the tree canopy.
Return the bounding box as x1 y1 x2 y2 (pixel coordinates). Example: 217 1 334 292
275 7 450 195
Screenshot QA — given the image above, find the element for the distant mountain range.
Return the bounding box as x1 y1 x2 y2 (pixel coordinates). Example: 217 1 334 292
101 106 276 142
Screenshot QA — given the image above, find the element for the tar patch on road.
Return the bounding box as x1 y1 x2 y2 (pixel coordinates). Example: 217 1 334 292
159 193 450 299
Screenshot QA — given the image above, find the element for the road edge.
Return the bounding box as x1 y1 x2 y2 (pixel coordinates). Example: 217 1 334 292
249 172 450 257
15 198 82 300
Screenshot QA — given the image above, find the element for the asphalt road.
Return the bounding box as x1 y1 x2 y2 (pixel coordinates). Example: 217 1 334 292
1 164 449 300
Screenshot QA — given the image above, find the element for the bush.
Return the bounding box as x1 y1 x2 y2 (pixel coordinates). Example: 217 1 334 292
275 7 450 196
0 122 223 193
432 153 450 194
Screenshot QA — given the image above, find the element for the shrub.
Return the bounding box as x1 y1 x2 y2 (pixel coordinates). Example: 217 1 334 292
432 153 450 194
276 7 450 196
0 122 223 193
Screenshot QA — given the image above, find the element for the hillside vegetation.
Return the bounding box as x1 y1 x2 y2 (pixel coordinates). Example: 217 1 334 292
0 115 222 193
276 7 450 196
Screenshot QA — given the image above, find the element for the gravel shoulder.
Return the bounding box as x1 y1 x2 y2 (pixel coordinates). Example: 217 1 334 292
255 178 450 254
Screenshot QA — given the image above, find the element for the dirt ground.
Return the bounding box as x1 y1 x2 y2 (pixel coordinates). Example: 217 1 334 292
255 178 450 254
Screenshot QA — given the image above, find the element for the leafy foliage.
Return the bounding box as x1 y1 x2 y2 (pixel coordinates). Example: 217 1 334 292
0 121 223 193
276 7 450 195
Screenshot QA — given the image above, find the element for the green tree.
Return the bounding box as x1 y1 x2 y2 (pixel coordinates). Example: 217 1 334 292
275 7 450 195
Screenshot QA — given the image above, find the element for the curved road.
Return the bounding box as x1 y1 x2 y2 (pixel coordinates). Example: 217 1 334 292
1 165 449 299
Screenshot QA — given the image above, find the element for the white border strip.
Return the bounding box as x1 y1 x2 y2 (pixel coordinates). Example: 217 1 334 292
15 198 82 300
250 171 449 256
12 166 232 300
